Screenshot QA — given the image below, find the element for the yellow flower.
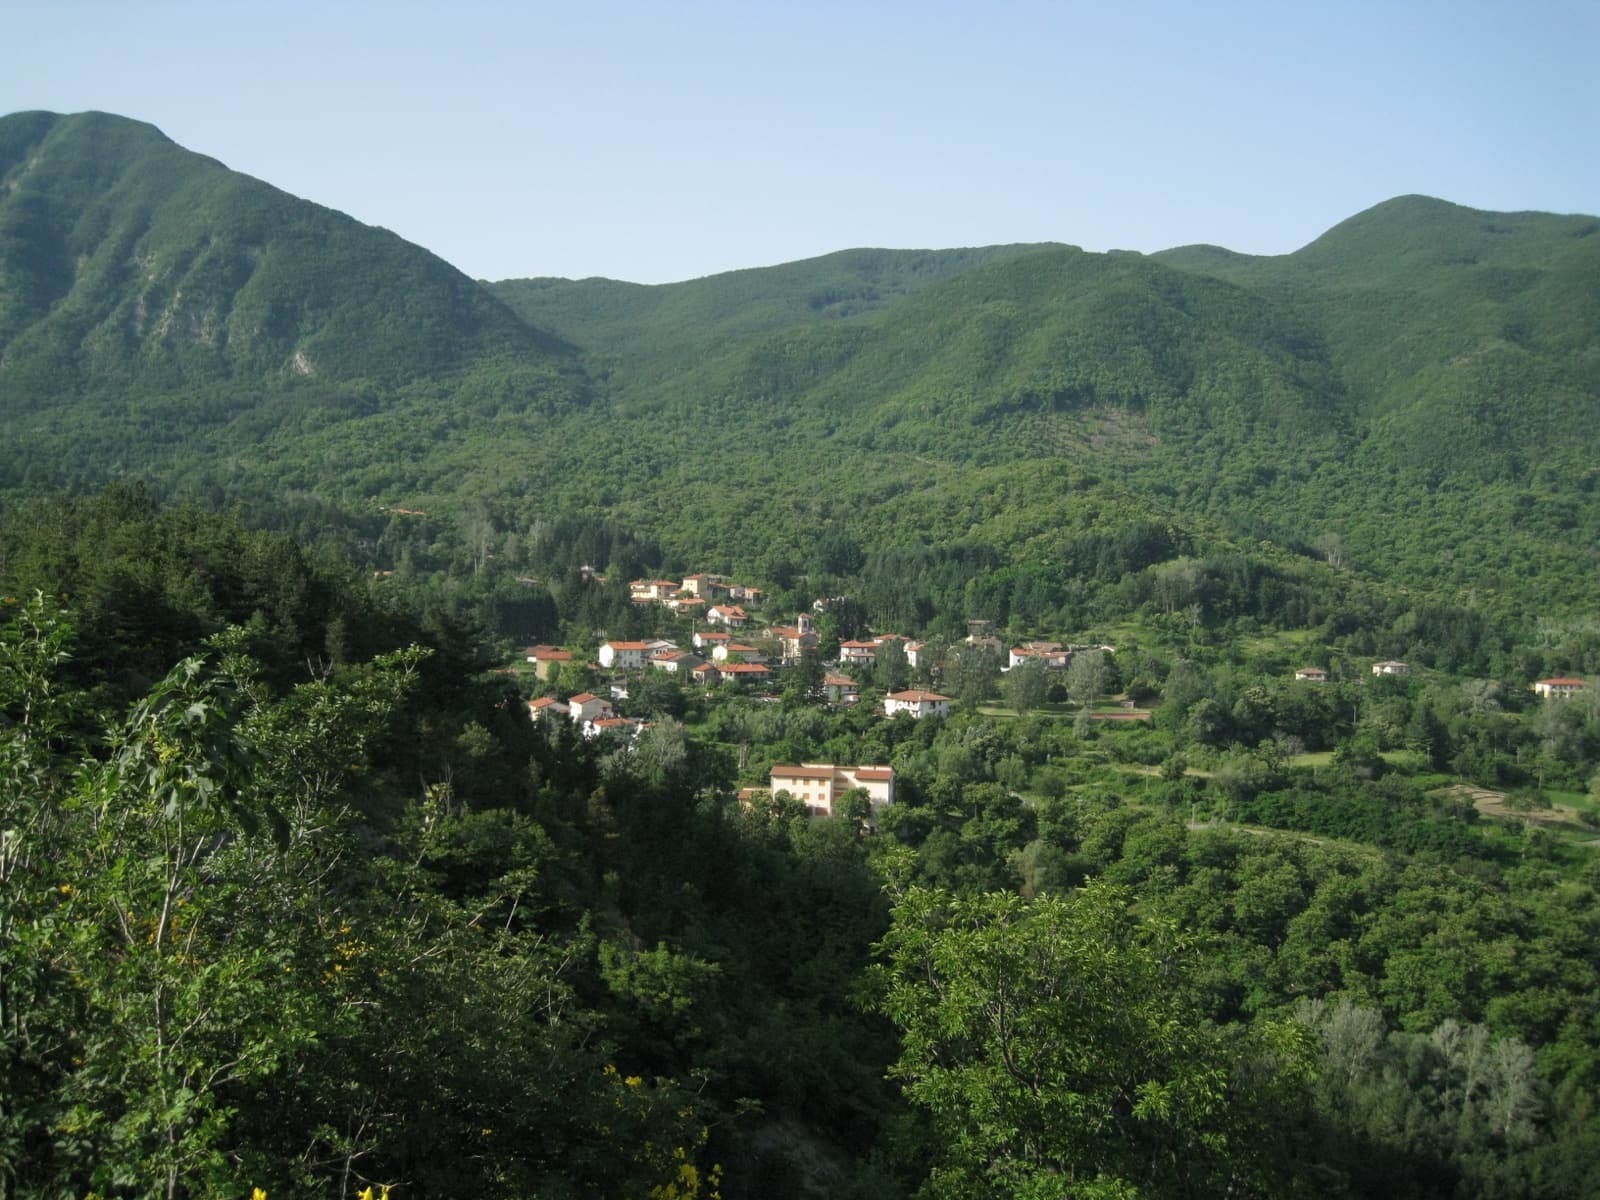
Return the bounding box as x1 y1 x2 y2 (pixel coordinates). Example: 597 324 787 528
252 1189 268 1200
625 1075 643 1088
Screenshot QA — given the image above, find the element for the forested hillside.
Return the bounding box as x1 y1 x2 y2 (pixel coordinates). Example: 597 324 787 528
4 493 1600 1199
5 113 1596 629
3 111 1600 1197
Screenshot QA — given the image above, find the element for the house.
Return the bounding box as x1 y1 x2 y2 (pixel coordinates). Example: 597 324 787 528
523 645 573 681
728 584 763 604
599 640 655 670
823 673 860 704
652 651 704 674
526 696 569 723
904 641 926 670
629 579 680 604
566 692 614 724
707 604 749 627
839 639 879 666
966 618 994 638
884 689 952 719
1009 643 1069 670
1533 677 1588 700
718 662 772 686
769 763 896 818
665 595 707 616
679 573 728 599
712 642 768 664
691 662 723 688
1372 660 1411 677
584 715 647 741
769 624 819 664
1295 666 1328 683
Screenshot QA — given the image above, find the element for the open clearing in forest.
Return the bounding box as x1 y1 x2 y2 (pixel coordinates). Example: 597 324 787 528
1446 784 1600 846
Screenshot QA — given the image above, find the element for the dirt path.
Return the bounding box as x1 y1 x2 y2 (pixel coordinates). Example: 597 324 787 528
1445 784 1600 844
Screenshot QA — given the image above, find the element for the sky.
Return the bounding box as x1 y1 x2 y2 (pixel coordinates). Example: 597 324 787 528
5 0 1597 284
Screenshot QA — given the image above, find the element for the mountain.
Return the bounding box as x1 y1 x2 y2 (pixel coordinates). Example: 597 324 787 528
2 111 1596 621
0 110 578 454
1156 195 1600 474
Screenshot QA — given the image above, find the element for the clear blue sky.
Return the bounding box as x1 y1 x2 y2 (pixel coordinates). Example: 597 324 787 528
6 0 1596 284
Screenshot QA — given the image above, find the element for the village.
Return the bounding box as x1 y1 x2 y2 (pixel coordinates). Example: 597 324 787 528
513 572 1593 823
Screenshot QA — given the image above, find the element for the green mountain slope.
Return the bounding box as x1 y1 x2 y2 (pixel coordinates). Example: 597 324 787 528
488 243 1054 363
1 112 1595 622
1157 195 1600 474
0 111 571 403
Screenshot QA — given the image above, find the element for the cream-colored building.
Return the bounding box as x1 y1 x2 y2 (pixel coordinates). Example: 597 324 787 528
769 763 896 818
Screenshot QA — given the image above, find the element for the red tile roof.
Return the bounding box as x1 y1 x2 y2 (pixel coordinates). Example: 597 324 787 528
772 765 836 780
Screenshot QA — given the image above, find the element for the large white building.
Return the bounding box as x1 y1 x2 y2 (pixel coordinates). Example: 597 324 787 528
768 763 896 818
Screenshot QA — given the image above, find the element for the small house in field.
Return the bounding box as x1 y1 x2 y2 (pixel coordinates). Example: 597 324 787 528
1372 661 1411 677
1295 666 1328 683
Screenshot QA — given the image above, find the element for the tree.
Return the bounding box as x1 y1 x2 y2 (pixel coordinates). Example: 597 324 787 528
1003 657 1050 715
1068 649 1109 711
947 642 1002 710
869 877 1309 1198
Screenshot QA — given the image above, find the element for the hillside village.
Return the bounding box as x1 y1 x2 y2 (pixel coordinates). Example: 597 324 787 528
514 571 1593 822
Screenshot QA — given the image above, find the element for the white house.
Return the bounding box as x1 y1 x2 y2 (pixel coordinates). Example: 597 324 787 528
1372 660 1411 677
1533 677 1587 700
823 673 860 704
706 604 749 627
769 624 818 664
884 689 952 719
1295 666 1329 683
629 579 680 604
839 639 878 666
651 651 704 674
584 715 647 741
599 640 654 670
1009 642 1069 670
526 696 569 724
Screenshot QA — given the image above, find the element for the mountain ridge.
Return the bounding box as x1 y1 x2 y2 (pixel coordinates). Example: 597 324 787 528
1 110 1596 621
